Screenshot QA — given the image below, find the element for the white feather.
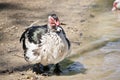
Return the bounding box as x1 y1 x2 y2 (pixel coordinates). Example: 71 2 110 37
25 28 70 65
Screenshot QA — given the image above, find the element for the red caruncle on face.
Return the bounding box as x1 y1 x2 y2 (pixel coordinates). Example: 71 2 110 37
48 16 60 28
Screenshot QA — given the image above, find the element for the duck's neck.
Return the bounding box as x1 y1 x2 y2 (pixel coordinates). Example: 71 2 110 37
47 24 57 32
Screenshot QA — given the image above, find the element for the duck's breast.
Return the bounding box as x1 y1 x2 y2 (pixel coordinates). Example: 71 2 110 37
25 31 69 65
39 31 69 65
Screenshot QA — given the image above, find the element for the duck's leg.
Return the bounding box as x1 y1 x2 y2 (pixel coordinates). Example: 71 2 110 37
54 63 62 75
32 63 54 76
33 63 62 76
41 65 52 76
32 63 44 74
41 64 62 76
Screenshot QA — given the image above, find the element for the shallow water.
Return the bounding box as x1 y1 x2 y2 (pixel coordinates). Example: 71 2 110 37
63 0 120 79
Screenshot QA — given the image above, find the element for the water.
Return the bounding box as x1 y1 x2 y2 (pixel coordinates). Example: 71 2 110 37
62 0 120 79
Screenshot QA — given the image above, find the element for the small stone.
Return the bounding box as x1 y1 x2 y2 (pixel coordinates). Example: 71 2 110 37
80 19 86 22
90 14 95 18
80 32 83 37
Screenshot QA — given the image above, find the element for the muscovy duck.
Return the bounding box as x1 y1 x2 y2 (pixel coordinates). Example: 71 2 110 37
20 14 71 75
112 0 120 11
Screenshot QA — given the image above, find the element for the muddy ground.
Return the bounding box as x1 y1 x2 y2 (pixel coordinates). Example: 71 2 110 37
1 0 120 80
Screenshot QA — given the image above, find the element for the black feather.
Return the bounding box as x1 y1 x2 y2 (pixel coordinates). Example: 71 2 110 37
20 25 48 51
27 25 48 44
20 28 30 50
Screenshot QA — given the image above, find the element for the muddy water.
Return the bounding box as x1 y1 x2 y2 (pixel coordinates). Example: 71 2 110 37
58 0 120 80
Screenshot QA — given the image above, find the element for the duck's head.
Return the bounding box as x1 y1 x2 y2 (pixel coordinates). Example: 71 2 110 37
48 14 60 30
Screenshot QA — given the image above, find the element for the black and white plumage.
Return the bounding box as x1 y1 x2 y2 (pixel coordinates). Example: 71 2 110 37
20 14 70 75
